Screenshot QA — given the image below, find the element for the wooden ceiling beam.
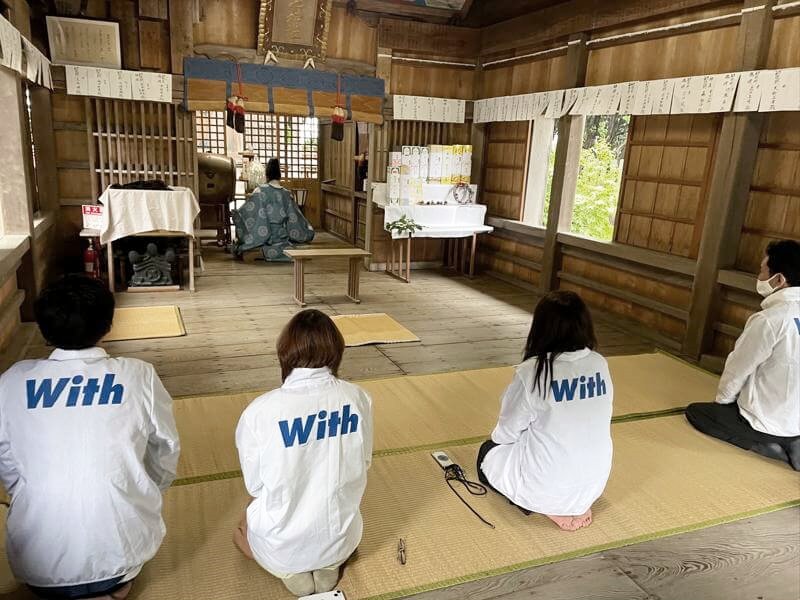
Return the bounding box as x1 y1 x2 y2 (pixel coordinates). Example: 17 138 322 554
337 0 455 24
480 0 736 56
457 0 475 20
377 16 480 57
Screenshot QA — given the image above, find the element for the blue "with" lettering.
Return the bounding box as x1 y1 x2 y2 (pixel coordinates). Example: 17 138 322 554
279 404 359 448
26 374 125 409
550 372 607 402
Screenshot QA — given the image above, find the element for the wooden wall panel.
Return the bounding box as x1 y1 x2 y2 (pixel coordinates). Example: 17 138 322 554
321 123 356 189
33 223 59 291
478 234 542 287
193 0 259 48
55 130 89 162
139 0 168 19
328 7 378 64
586 27 738 85
616 114 720 258
390 64 475 100
284 179 322 229
378 18 479 59
323 188 354 241
584 4 741 85
562 255 691 309
138 19 171 71
768 15 800 69
0 270 22 358
711 289 760 359
480 56 565 98
386 121 470 150
736 112 800 273
193 2 376 62
482 122 529 220
559 279 687 341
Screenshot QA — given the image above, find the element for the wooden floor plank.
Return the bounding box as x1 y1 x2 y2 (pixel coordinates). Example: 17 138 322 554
605 507 800 600
403 555 651 600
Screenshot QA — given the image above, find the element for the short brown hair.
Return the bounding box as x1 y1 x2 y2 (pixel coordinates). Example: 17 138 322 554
277 309 345 381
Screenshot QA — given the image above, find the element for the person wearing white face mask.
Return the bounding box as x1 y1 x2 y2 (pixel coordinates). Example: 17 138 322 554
686 239 800 470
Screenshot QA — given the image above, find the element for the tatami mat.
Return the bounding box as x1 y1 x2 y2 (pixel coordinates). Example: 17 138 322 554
0 417 789 599
103 306 186 342
172 352 720 482
332 313 420 347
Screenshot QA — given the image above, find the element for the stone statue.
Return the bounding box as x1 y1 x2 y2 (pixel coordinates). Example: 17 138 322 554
128 243 176 287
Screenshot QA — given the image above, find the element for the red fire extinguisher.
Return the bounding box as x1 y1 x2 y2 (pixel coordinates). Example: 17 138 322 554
84 240 99 278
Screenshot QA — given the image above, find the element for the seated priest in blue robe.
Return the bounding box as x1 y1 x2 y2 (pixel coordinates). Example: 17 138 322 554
232 159 314 261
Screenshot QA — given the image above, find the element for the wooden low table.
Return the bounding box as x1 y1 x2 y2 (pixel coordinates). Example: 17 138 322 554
284 248 371 307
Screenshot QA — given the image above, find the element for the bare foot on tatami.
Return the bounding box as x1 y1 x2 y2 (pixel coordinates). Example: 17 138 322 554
546 509 593 531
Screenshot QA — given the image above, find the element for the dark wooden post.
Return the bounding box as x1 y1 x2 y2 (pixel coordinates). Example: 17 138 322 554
683 0 776 358
539 33 588 293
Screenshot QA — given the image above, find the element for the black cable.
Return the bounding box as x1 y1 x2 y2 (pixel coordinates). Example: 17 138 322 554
443 464 495 529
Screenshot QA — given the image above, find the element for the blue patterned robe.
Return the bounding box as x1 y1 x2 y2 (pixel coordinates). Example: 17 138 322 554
232 184 315 261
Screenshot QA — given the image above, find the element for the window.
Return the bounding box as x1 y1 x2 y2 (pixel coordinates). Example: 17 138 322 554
570 115 630 241
244 112 279 162
196 111 319 179
23 83 40 215
278 116 319 179
195 110 226 155
245 114 319 179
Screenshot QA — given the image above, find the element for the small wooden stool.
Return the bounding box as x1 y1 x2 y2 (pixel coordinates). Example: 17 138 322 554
284 248 371 307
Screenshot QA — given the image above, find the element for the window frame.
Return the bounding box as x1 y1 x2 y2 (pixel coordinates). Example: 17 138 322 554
520 117 557 228
195 110 227 156
22 82 41 217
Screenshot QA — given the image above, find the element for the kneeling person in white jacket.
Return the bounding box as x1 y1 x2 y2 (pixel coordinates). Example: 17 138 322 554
234 309 373 597
0 275 180 599
686 239 800 469
478 291 613 532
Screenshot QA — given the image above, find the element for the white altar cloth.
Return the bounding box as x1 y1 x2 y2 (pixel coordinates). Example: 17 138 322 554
383 204 493 239
98 186 200 245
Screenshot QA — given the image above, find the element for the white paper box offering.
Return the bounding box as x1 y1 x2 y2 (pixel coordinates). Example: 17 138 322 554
420 147 430 182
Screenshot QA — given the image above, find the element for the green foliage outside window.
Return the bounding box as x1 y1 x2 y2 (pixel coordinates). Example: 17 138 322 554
543 116 629 241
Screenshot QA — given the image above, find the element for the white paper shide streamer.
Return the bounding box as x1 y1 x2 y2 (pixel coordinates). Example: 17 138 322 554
393 95 466 123
474 68 799 124
66 65 172 103
0 14 52 89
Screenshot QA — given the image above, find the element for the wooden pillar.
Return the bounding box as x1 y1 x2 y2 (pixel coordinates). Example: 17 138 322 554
377 47 392 97
683 0 776 358
364 123 377 269
470 64 487 200
110 0 141 70
168 0 195 75
538 33 588 293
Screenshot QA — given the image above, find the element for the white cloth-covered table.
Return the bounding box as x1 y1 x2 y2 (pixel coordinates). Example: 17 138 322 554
383 204 493 239
97 186 200 292
98 186 200 245
382 203 494 281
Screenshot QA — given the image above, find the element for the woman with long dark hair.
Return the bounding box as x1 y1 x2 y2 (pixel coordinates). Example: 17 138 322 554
477 291 613 531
